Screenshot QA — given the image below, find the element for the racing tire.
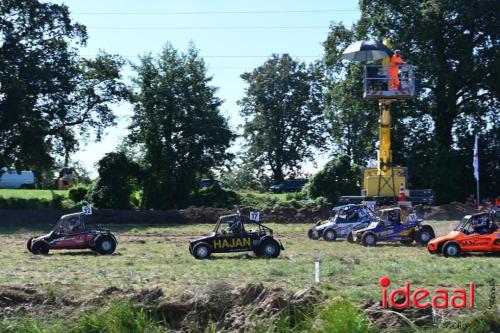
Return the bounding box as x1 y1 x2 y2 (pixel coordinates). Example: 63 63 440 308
442 241 461 257
361 232 377 247
27 237 34 252
308 228 319 240
95 236 116 255
31 241 49 255
322 229 337 242
347 232 356 243
193 242 211 260
259 239 281 258
415 226 435 245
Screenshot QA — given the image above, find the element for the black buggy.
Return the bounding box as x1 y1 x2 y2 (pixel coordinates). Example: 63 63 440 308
188 213 284 259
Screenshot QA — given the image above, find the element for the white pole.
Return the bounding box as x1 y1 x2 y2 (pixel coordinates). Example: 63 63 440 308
314 260 321 283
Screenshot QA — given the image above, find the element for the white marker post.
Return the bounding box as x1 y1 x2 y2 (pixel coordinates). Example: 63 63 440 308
314 259 321 284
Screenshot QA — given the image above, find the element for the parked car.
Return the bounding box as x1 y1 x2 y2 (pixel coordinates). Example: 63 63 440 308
0 167 35 189
269 179 307 193
200 178 232 189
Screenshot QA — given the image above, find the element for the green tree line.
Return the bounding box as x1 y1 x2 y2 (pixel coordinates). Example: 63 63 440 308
0 0 497 208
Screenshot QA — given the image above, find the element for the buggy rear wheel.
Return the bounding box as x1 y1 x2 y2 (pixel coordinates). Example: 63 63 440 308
193 242 211 259
442 241 461 257
95 236 116 255
415 226 435 245
361 233 377 247
31 241 49 255
259 239 281 258
322 229 337 242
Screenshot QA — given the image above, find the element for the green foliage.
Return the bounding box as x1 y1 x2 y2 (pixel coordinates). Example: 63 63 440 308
323 23 378 165
222 162 273 191
91 152 142 209
322 1 499 202
190 185 240 209
130 44 234 209
239 54 327 183
0 0 128 180
74 302 161 333
0 194 67 209
307 155 360 204
68 185 89 204
311 299 369 333
0 302 161 333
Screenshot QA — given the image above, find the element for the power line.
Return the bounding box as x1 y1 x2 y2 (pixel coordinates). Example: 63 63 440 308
74 9 358 15
81 54 321 58
88 26 328 31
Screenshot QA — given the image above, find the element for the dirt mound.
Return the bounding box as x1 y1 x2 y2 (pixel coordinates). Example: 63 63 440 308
414 202 478 220
0 285 78 319
156 283 325 332
361 298 434 330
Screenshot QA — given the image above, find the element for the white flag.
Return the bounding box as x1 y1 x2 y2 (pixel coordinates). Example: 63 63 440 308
473 135 479 181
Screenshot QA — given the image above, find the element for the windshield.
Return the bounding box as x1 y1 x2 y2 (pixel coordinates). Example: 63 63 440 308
454 216 471 231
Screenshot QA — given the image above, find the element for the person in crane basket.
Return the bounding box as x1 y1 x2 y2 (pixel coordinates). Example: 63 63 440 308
389 50 404 90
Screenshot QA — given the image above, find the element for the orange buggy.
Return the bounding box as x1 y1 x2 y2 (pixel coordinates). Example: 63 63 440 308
427 212 500 257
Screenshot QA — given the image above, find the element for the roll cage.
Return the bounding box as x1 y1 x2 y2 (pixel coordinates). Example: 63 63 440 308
213 214 273 235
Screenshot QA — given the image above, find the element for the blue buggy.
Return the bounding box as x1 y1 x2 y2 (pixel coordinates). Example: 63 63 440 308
308 204 377 241
348 207 435 246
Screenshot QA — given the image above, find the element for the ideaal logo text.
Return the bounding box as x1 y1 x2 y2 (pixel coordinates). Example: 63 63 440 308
380 276 475 309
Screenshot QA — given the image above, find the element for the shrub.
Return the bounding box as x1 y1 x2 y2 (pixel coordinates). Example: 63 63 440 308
90 152 142 209
68 185 89 203
190 184 240 209
306 155 360 204
312 299 369 333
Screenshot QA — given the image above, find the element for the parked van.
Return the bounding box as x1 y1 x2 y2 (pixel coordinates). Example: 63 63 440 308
0 167 35 189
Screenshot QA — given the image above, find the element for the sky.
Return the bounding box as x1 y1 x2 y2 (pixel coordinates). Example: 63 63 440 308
49 0 361 176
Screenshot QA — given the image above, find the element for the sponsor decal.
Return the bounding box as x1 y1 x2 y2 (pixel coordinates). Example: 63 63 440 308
380 276 475 309
213 237 251 249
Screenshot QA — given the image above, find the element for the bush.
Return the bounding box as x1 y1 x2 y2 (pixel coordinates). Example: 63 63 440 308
312 299 369 333
90 152 142 209
0 193 67 209
68 185 89 203
306 155 360 204
190 184 240 209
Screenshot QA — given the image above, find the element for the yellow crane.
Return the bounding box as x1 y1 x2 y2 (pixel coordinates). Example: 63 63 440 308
362 40 415 199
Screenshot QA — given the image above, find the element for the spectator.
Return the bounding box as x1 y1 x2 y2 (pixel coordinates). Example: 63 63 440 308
465 194 476 206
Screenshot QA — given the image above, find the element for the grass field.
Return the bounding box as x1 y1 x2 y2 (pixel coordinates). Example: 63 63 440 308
0 221 498 332
0 189 68 200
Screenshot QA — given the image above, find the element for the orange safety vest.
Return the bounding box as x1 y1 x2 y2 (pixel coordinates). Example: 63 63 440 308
389 54 404 89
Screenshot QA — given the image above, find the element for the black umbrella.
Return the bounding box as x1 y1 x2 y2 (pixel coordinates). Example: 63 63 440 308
340 40 394 62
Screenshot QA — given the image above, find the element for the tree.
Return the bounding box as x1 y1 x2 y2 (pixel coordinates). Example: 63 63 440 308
129 44 234 209
239 54 327 184
0 0 128 179
91 152 142 209
323 23 379 166
306 155 361 204
360 0 499 151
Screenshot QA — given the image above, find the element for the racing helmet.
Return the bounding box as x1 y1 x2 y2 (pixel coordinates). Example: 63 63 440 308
471 215 489 230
